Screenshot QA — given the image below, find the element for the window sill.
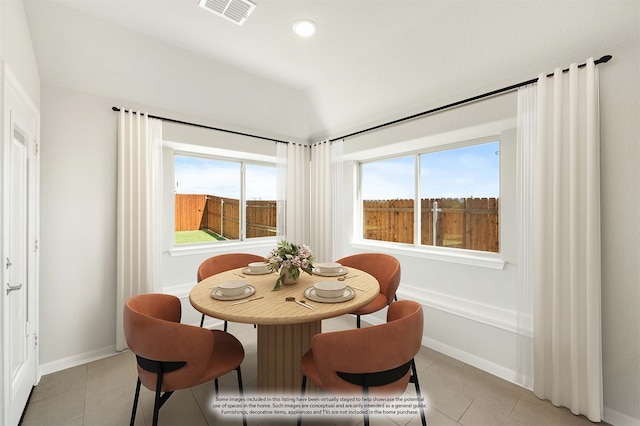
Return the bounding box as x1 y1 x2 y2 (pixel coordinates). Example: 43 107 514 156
168 237 277 257
350 240 506 270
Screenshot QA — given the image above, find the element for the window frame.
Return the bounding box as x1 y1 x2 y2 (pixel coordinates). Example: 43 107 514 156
355 135 506 270
166 142 279 257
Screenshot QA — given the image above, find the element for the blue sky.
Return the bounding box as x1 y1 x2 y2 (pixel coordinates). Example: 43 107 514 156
174 155 277 199
176 141 500 201
361 141 500 200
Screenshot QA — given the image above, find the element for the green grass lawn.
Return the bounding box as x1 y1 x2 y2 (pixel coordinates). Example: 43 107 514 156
175 229 226 245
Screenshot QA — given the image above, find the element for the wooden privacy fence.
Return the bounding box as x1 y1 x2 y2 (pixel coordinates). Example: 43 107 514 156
363 197 499 252
176 194 498 252
175 194 277 239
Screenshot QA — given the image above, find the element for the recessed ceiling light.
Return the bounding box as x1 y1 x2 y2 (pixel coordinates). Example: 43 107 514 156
292 20 316 37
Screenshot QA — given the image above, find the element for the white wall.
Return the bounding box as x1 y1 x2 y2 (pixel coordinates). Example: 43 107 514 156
336 37 640 424
1 0 41 422
38 82 296 371
26 3 640 424
596 38 640 424
0 0 40 109
32 1 319 371
161 121 279 326
337 92 520 380
39 86 118 370
23 0 315 145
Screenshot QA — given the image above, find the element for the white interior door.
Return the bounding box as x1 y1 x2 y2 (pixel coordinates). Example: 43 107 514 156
2 67 39 426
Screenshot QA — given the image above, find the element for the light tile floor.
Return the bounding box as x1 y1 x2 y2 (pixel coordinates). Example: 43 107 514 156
22 316 604 426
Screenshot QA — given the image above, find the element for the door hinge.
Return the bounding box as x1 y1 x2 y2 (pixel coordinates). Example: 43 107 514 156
35 239 39 252
34 333 39 348
35 143 39 155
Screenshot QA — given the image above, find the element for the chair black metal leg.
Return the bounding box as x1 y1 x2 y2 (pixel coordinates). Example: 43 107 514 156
130 378 141 426
153 371 164 426
297 375 307 426
224 320 228 332
363 382 370 426
200 313 205 327
356 314 361 328
236 366 244 395
236 367 246 426
410 359 427 426
215 378 219 395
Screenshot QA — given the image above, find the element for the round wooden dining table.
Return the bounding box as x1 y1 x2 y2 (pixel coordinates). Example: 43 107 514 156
189 266 380 392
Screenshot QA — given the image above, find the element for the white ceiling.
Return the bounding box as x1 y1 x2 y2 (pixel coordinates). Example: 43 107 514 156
23 0 639 141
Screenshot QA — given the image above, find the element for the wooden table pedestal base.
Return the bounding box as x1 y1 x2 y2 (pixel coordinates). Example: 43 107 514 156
257 321 321 393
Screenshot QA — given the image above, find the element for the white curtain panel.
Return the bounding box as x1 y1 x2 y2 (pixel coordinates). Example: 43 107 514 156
532 59 602 421
115 110 163 351
276 142 288 238
516 83 536 390
310 141 332 262
279 142 309 244
331 140 344 260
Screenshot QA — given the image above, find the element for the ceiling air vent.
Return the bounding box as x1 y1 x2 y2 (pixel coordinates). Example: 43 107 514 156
198 0 256 26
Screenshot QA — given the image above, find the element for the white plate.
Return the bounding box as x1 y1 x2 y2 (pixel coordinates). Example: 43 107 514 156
304 286 355 303
211 285 256 301
312 266 348 277
241 267 272 275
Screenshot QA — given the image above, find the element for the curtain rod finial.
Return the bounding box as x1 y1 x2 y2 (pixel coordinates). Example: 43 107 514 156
112 106 120 112
597 55 612 64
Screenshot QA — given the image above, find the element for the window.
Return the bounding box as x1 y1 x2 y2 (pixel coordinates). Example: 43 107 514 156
361 156 415 243
360 140 500 253
174 154 277 245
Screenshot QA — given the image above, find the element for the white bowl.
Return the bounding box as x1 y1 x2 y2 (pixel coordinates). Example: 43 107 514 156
313 281 346 298
219 280 248 296
316 262 342 273
248 261 269 274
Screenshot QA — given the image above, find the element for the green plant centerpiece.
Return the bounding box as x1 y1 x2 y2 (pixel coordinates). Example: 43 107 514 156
267 240 314 291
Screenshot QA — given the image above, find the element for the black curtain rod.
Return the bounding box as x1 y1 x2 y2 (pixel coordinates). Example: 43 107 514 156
111 107 290 144
329 54 612 142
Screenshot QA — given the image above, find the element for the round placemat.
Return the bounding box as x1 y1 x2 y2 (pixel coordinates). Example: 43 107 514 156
304 286 355 303
312 267 348 277
211 285 256 301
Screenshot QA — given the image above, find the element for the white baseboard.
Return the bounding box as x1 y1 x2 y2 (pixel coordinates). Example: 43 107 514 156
38 284 630 425
389 284 521 382
604 407 640 426
358 295 519 384
39 345 117 376
374 288 639 426
422 335 519 384
36 294 637 426
38 315 221 377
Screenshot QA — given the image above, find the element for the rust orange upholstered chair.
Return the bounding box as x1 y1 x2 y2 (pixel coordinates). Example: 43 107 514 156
298 300 426 426
336 253 401 328
124 294 246 426
197 253 265 330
